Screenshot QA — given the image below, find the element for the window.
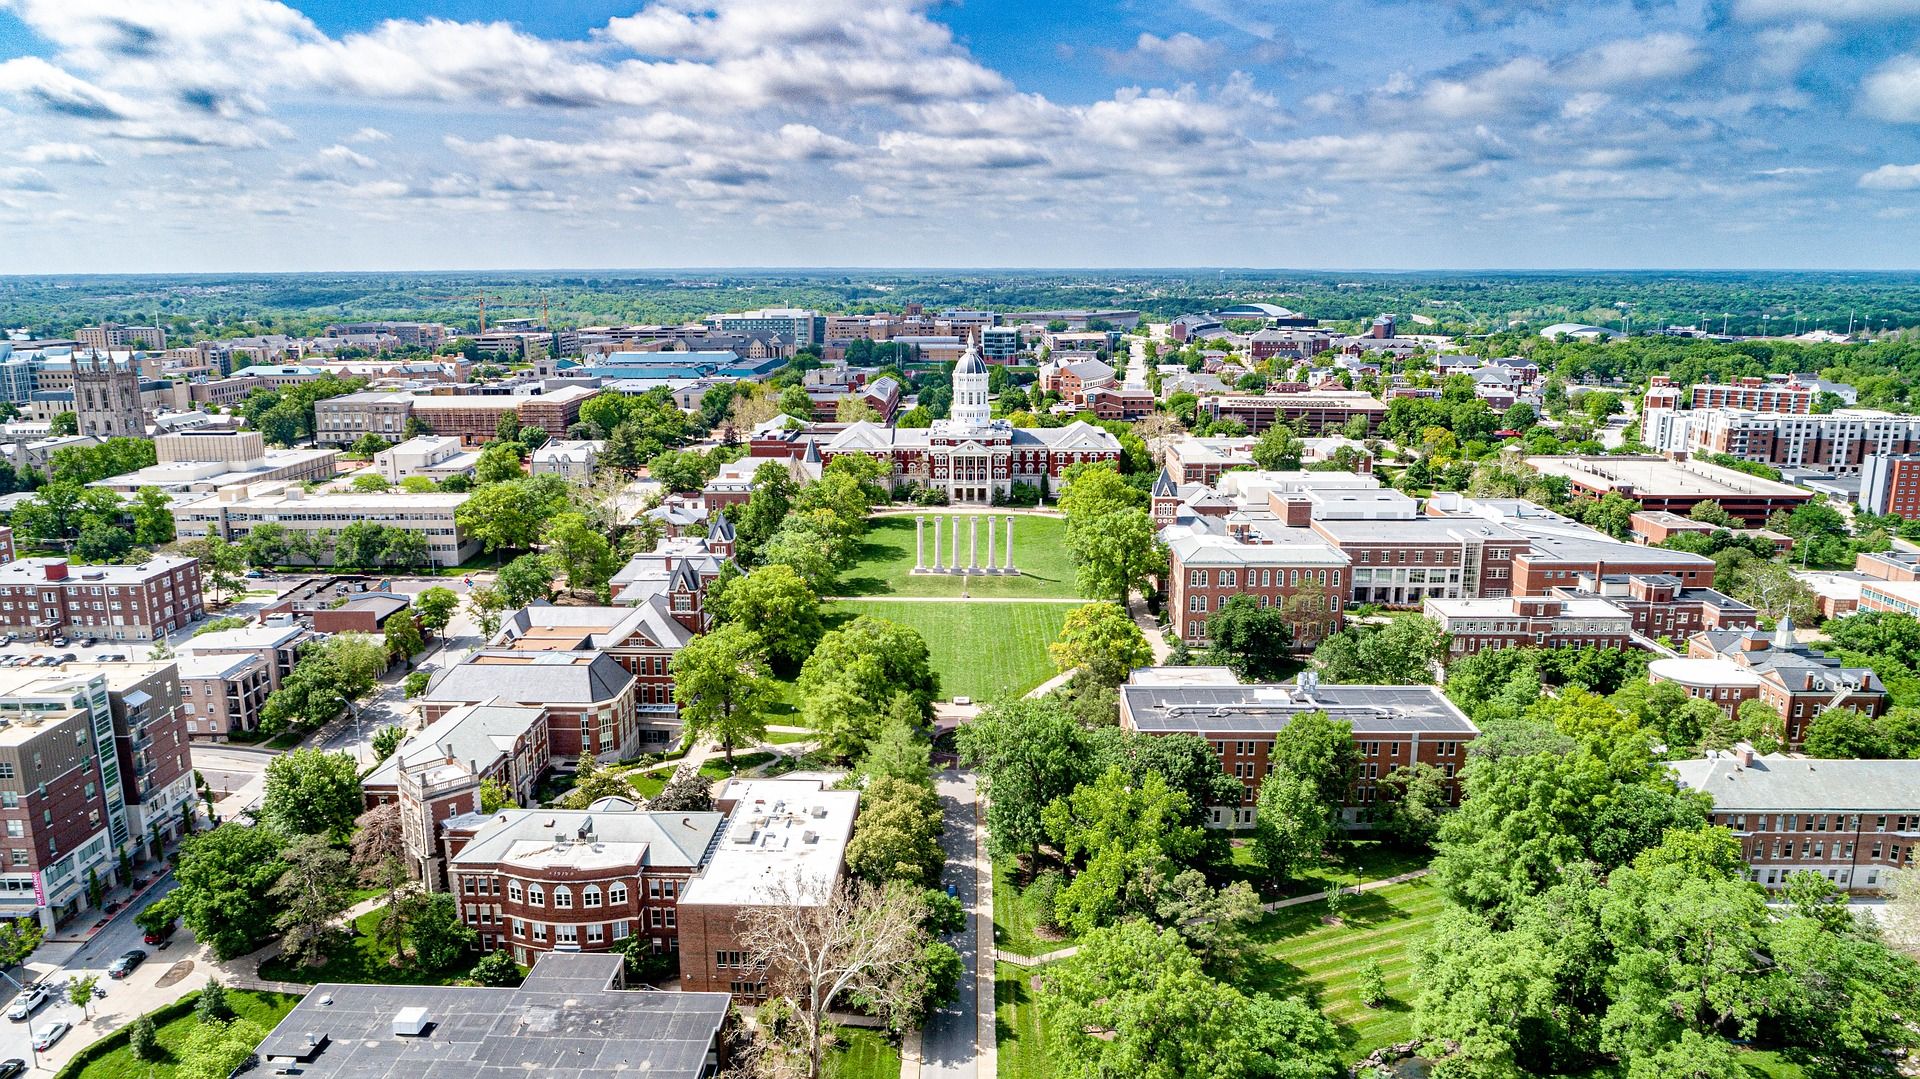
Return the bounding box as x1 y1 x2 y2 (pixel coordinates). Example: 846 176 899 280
508 881 523 903
533 923 548 941
582 886 602 909
587 924 604 943
612 920 630 941
527 885 544 907
609 883 627 905
650 908 664 929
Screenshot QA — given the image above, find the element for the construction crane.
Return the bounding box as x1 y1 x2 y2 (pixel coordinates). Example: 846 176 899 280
424 292 552 335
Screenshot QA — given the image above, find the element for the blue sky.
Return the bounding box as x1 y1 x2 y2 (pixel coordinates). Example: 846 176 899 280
3 0 1920 272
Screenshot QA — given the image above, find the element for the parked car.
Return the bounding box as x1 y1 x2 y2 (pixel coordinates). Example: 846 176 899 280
0 1056 27 1078
48 637 65 647
32 1022 68 1051
106 949 147 978
142 919 175 945
244 570 266 579
5 986 47 1021
97 653 125 662
79 638 96 647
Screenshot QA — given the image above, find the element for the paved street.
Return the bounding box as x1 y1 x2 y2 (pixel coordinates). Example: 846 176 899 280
921 771 985 1079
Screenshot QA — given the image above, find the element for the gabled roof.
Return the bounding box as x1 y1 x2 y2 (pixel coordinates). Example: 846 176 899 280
1152 469 1178 498
708 511 735 543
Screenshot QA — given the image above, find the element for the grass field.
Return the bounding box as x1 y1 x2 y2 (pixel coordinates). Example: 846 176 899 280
1221 841 1431 901
828 599 1068 701
995 962 1054 1079
1240 878 1445 1057
74 990 301 1079
824 1028 901 1079
258 904 481 986
835 514 1081 599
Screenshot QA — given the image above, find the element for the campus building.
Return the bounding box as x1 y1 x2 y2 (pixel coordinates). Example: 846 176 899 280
1662 619 1888 744
1119 668 1477 828
1671 750 1920 894
0 556 203 642
1163 531 1349 647
171 484 479 568
1425 594 1634 657
1523 455 1814 525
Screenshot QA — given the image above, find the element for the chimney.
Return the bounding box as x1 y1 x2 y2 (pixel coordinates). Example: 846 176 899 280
1735 743 1755 768
42 560 68 582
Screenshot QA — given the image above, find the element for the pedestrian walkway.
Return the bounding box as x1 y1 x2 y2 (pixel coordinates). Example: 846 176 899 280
991 869 1430 967
47 858 175 944
1128 589 1172 664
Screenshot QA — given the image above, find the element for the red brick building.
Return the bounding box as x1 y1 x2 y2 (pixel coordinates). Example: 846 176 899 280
1164 530 1350 647
1119 669 1477 828
0 556 203 642
1691 376 1814 413
1199 391 1386 435
1550 572 1759 639
1425 594 1635 658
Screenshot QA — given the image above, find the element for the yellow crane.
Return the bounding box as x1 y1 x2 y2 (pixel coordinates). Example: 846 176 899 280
425 292 552 335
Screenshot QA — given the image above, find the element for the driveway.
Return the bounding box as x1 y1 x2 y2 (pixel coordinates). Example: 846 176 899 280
921 771 986 1079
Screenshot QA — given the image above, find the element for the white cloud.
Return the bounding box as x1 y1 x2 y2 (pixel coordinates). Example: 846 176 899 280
19 141 105 165
1863 54 1920 121
1125 32 1226 72
0 167 52 191
1859 162 1920 189
1734 0 1920 20
348 126 390 142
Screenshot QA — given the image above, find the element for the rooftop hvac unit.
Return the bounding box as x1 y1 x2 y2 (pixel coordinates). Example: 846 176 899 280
392 1007 430 1037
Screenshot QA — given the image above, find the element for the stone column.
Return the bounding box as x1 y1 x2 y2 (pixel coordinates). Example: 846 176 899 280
985 516 997 571
953 516 962 571
1005 515 1015 572
969 516 979 570
915 516 925 570
931 516 941 570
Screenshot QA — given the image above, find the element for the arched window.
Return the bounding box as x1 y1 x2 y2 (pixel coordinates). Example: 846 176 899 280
508 881 523 903
553 886 573 909
527 884 544 907
583 886 603 909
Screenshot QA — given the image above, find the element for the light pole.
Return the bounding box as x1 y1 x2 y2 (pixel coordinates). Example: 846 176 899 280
0 968 42 1071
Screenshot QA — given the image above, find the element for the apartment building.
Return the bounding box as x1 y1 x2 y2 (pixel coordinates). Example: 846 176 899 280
324 321 449 348
1199 390 1386 435
1248 328 1331 362
1651 408 1920 475
1160 436 1373 485
1038 356 1115 403
709 308 823 348
76 324 165 351
174 650 273 741
1426 594 1634 657
1689 376 1815 413
172 484 478 567
0 557 203 642
69 663 195 857
1082 384 1156 420
1164 530 1349 647
1118 668 1476 827
1861 453 1920 519
1671 751 1920 893
981 326 1021 362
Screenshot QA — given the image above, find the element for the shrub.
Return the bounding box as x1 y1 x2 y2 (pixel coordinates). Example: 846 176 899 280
1028 871 1064 933
196 977 233 1023
127 1014 158 1061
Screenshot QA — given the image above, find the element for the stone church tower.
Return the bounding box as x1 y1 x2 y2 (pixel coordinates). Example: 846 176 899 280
73 352 145 438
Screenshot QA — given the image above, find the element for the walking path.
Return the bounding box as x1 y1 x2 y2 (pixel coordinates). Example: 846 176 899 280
1024 669 1074 699
916 772 988 1079
1128 589 1172 664
992 869 1430 967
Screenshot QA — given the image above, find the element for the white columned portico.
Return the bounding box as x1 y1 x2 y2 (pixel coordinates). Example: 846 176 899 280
1005 515 1015 572
931 516 941 570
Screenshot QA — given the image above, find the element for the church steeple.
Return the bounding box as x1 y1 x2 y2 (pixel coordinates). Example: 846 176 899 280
951 344 990 428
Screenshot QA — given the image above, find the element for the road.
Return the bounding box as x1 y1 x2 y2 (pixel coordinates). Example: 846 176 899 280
921 771 985 1079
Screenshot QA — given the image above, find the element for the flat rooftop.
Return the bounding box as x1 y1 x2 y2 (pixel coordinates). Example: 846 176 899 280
254 952 729 1079
0 556 194 586
680 778 858 909
1120 673 1476 736
1527 456 1810 499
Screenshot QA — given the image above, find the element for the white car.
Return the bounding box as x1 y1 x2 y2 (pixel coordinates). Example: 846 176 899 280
32 1021 68 1051
4 987 46 1022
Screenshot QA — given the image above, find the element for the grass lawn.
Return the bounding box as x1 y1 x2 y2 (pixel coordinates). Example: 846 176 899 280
992 856 1075 958
995 962 1053 1079
828 599 1068 701
698 751 774 781
1220 840 1430 901
1239 877 1446 1061
835 514 1082 599
762 729 815 744
258 904 481 986
73 989 301 1079
823 1028 900 1079
630 773 668 799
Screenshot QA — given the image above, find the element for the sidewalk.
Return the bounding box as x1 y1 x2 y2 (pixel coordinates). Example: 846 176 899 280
46 859 175 944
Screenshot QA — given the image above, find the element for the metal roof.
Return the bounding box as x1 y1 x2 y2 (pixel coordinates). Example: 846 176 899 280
1121 679 1475 735
1670 754 1920 812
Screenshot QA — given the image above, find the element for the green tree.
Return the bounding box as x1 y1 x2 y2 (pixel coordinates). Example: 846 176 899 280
543 512 618 598
350 473 391 493
469 949 522 987
454 474 570 553
241 522 292 568
271 834 353 967
0 918 43 967
846 776 945 887
261 748 363 839
406 892 476 970
1253 767 1335 883
1069 507 1164 602
1314 613 1448 685
128 1013 159 1061
414 585 459 633
403 669 431 698
1251 424 1305 470
857 698 933 786
170 823 288 959
48 410 76 436
1206 595 1295 681
1042 767 1200 933
474 441 525 484
371 724 406 761
671 623 774 765
130 486 174 545
1049 602 1153 690
1378 762 1449 847
1688 500 1739 527
710 563 823 671
495 552 558 608
957 697 1097 858
384 612 424 665
798 615 940 751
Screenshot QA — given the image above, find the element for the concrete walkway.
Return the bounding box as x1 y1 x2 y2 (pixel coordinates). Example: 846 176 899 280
992 869 1431 967
1128 589 1172 664
1023 668 1075 699
917 772 988 1079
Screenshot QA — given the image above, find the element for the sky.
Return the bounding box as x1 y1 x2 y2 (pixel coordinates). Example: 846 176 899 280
4 0 1920 272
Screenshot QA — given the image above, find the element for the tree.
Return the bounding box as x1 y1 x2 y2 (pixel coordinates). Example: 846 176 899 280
1069 508 1164 602
857 698 934 787
712 563 823 671
495 552 558 608
271 835 353 967
1253 767 1335 883
66 973 99 1018
649 766 715 812
1251 425 1305 470
1049 602 1152 690
0 917 43 967
1205 595 1295 681
170 823 288 959
371 724 406 761
351 432 392 457
469 949 522 987
846 776 945 887
1688 500 1740 528
543 512 617 598
1378 762 1449 847
351 473 392 493
128 1013 159 1061
957 697 1095 857
798 616 939 756
240 522 292 568
671 623 774 765
455 474 570 553
407 892 476 970
467 584 508 639
1043 767 1200 934
131 486 174 545
1358 958 1388 1008
1041 920 1342 1079
181 536 247 604
558 751 635 809
349 803 405 882
478 777 516 813
414 585 459 633
195 977 233 1023
403 669 430 698
261 748 363 839
48 410 76 436
1314 613 1448 685
474 441 525 485
1271 710 1360 807
738 879 933 1079
495 411 522 444
384 613 424 666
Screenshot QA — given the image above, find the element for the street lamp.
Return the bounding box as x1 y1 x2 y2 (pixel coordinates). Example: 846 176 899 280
0 968 42 1071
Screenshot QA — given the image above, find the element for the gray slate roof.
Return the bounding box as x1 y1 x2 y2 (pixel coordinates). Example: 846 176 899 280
1670 754 1920 812
424 652 632 706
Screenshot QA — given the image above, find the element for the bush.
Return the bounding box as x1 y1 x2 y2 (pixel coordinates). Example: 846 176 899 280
127 1014 158 1061
468 950 522 988
196 977 232 1024
1028 871 1064 932
1005 481 1043 507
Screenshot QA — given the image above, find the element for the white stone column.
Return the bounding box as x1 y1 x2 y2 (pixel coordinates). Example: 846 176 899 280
952 516 961 571
969 516 979 569
915 516 925 570
931 516 941 570
1005 515 1015 572
986 516 997 571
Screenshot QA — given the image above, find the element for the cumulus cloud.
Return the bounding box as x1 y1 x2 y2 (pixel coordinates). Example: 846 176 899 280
348 126 390 142
1859 162 1920 189
19 141 105 165
1863 54 1920 120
